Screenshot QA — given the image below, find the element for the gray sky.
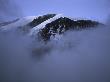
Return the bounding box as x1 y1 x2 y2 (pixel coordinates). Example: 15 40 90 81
14 0 109 23
0 0 109 23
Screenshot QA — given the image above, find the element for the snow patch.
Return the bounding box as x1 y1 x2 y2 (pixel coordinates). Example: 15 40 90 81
0 16 38 31
29 14 63 36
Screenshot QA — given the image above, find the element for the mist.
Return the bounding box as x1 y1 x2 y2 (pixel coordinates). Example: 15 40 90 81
0 0 23 22
0 0 110 82
0 21 110 82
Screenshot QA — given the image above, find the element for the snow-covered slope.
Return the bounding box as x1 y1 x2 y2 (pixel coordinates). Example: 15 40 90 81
0 16 38 31
29 14 63 35
0 14 102 41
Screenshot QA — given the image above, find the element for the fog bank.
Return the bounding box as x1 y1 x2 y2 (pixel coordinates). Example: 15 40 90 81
0 23 110 82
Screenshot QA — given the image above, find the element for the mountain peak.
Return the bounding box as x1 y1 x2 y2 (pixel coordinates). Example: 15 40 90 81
28 14 101 41
0 14 103 41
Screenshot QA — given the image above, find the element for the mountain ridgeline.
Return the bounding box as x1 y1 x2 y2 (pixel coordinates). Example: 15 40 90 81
29 14 56 27
38 17 100 41
28 14 101 41
0 14 103 41
0 19 19 27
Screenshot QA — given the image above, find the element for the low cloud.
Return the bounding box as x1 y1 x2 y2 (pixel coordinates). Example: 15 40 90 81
0 0 23 22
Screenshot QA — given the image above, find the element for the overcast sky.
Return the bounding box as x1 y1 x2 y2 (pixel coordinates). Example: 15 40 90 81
13 0 110 23
0 0 109 23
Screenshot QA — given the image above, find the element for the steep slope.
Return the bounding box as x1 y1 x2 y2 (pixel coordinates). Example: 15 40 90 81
28 14 56 27
0 14 103 41
0 19 19 27
29 14 63 35
0 16 38 31
37 17 100 41
28 14 102 41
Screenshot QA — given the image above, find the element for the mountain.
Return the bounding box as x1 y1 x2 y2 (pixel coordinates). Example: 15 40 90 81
0 19 19 27
36 16 100 41
0 14 103 41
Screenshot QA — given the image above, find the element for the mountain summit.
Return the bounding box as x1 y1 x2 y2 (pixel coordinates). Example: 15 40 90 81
0 14 103 41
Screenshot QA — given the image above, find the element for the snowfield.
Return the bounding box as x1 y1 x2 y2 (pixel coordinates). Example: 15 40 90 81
0 16 38 31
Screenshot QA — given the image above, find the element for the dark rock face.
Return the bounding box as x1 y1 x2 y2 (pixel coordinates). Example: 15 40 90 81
19 14 56 33
0 14 102 41
38 17 100 41
29 14 56 27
